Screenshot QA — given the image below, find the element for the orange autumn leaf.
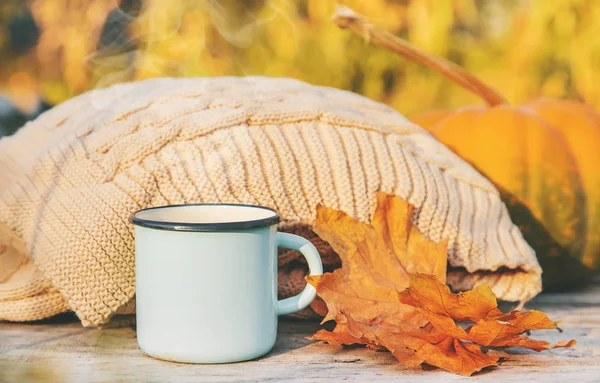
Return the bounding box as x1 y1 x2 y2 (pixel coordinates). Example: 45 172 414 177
310 314 383 349
397 273 504 321
399 274 577 352
347 317 501 375
306 192 448 331
308 193 576 376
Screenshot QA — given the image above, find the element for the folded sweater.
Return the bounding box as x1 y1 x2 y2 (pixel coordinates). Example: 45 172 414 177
0 77 541 326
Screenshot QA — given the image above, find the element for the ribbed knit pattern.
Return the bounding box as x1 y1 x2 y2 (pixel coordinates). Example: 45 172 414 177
0 77 542 326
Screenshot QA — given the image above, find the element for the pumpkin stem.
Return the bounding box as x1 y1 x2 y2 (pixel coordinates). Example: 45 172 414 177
332 6 507 107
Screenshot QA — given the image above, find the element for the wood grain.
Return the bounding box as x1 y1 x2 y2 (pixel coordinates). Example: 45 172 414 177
1 280 599 382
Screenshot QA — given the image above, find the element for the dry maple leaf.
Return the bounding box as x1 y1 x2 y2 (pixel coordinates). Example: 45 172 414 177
345 317 501 374
399 274 577 352
307 193 576 376
306 192 448 340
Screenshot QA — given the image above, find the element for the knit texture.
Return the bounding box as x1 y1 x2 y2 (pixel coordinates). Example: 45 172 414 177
0 77 542 326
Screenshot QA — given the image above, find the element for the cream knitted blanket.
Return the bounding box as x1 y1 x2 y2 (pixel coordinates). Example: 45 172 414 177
0 77 542 326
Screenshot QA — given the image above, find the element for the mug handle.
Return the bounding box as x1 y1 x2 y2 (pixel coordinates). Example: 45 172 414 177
275 232 324 316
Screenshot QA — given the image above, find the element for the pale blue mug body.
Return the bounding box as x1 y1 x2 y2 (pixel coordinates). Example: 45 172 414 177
131 204 323 364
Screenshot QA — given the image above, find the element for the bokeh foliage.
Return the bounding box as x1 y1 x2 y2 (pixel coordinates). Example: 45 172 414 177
1 0 600 117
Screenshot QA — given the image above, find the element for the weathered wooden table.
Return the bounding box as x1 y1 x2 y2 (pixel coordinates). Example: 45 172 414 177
1 279 599 382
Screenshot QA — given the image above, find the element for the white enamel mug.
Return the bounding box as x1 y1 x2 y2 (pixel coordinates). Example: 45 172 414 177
131 204 323 364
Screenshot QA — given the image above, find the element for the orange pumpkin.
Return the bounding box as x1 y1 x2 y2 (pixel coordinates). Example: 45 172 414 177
335 7 598 290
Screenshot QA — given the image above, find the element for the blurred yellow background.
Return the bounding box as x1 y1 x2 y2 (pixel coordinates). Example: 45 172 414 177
1 0 599 133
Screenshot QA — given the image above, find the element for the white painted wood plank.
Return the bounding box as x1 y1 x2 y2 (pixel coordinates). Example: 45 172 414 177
1 280 599 382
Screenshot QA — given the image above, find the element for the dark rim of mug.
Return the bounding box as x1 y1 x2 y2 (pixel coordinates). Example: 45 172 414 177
130 203 281 232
